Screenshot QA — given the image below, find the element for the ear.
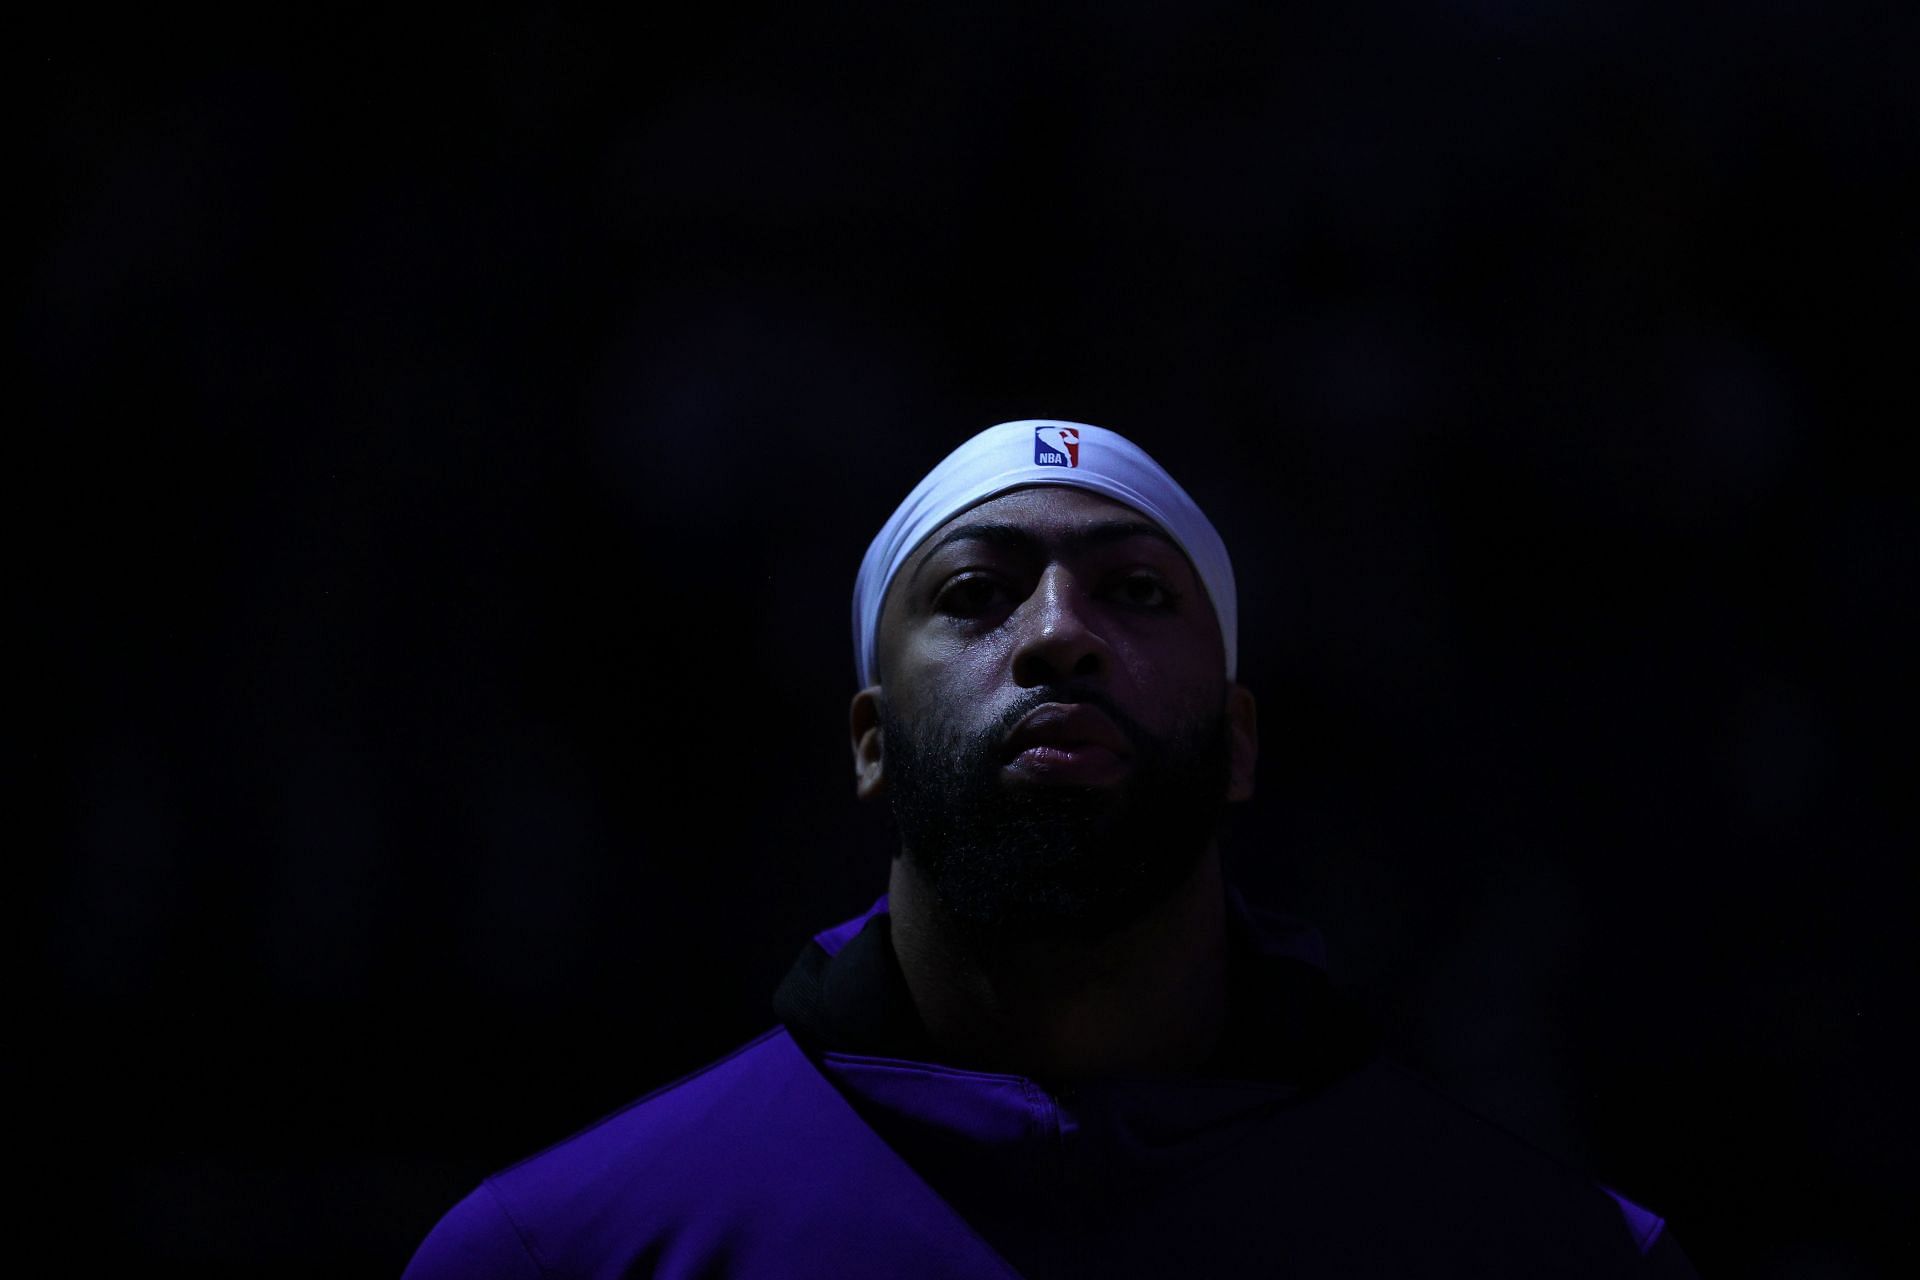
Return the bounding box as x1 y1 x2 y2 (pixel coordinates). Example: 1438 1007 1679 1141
1224 682 1258 803
849 685 887 801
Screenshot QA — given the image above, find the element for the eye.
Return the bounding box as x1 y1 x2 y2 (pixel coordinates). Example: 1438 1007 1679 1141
935 574 1011 619
1112 571 1178 610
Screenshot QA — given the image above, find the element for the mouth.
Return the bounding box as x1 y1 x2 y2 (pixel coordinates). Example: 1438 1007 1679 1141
1001 703 1134 785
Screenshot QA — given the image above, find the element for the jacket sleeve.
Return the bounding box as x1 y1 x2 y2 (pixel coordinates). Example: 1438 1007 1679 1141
1598 1183 1700 1278
1642 1229 1701 1279
402 1180 546 1280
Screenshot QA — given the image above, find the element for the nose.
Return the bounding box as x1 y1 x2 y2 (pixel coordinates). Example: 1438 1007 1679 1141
1009 567 1112 687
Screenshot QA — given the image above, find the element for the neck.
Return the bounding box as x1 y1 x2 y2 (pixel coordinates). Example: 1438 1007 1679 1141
886 847 1230 1083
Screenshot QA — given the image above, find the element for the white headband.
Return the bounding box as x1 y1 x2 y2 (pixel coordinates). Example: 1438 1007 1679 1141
851 419 1237 686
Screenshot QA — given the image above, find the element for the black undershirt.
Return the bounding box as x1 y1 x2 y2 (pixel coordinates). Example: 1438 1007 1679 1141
772 904 1378 1091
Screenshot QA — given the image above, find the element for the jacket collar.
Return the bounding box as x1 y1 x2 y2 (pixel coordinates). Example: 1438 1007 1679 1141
772 886 1378 1139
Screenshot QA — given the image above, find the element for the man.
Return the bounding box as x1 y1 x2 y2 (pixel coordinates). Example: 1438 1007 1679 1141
405 420 1696 1278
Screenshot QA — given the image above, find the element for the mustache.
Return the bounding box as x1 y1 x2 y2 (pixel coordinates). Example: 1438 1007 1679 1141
988 685 1147 754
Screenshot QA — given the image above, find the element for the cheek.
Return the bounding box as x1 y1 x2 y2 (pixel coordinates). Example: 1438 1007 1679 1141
1157 679 1228 732
907 627 1010 687
1113 621 1218 683
889 639 1006 727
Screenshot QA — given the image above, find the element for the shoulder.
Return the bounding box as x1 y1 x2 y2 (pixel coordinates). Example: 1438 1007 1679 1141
1293 1059 1691 1273
402 1028 1019 1280
490 1026 804 1201
402 1179 542 1280
403 1028 808 1280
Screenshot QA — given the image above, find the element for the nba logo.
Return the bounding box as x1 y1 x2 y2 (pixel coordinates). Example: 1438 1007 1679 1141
1034 425 1080 468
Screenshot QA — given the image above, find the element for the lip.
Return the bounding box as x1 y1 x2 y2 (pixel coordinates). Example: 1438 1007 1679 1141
1004 703 1132 755
1001 703 1133 784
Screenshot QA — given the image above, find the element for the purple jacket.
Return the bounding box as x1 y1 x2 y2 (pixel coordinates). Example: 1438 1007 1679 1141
405 896 1694 1278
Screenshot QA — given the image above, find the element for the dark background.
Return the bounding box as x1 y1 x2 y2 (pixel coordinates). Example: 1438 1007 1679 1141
28 3 1913 1276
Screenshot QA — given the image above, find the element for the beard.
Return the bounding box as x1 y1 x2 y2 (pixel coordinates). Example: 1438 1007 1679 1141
880 685 1232 944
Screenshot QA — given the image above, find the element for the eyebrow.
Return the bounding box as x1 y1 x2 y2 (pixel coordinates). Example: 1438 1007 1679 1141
907 520 1184 588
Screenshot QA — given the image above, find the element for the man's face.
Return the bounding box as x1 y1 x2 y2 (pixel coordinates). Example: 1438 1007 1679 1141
855 486 1256 942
